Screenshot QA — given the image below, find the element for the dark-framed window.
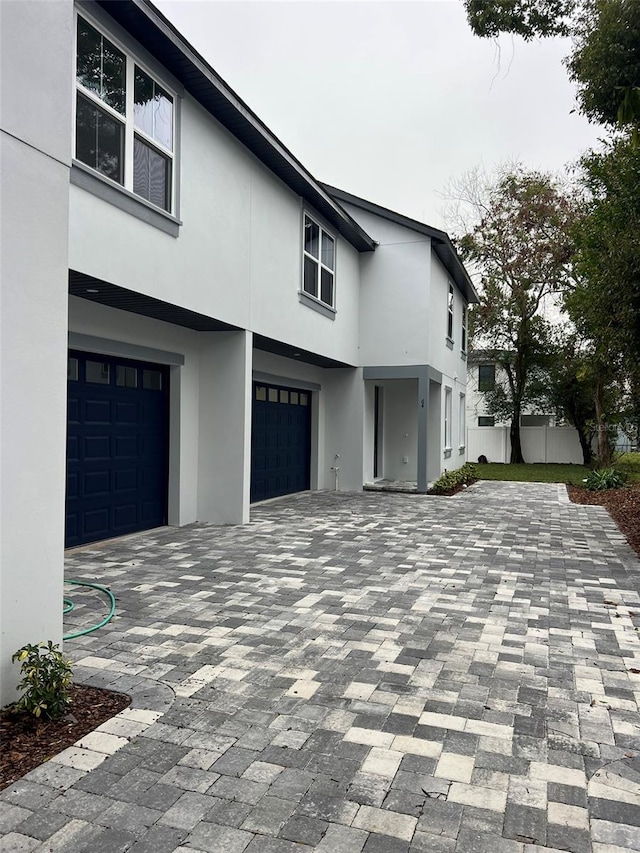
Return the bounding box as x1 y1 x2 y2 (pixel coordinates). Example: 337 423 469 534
75 14 175 213
478 415 495 427
303 214 335 308
461 304 468 353
447 283 454 340
478 364 495 391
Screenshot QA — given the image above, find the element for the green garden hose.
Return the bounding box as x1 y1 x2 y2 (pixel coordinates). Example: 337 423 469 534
63 580 116 640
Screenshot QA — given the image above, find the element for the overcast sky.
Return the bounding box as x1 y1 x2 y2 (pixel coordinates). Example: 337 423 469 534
155 0 604 232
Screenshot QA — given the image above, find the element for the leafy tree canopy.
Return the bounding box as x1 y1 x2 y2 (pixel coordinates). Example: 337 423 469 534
567 0 640 127
463 0 576 40
464 0 640 128
568 136 640 372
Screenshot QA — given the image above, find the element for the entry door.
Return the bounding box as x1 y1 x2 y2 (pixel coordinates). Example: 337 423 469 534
251 382 311 502
65 350 169 547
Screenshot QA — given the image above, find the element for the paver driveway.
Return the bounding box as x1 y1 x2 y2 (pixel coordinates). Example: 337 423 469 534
2 482 640 853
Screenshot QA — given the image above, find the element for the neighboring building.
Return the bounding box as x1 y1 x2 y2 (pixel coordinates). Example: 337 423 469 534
0 0 476 704
466 352 555 431
466 352 585 464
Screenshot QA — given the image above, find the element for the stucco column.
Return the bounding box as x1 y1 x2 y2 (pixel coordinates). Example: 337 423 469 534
0 0 73 706
197 330 252 524
417 374 429 492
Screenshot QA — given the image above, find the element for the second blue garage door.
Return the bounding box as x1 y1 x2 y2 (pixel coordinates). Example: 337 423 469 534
251 382 311 502
66 350 169 548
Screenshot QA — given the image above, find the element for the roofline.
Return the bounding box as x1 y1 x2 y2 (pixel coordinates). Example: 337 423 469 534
94 0 376 253
322 185 480 304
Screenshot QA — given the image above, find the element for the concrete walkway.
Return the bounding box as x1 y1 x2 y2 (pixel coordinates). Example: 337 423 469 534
2 482 640 853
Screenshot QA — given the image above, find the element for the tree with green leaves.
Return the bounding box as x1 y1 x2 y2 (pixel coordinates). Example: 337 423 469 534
566 136 640 464
457 167 576 463
464 0 640 129
543 335 596 465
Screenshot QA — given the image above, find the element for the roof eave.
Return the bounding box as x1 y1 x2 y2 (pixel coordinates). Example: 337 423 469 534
94 0 376 253
323 184 479 304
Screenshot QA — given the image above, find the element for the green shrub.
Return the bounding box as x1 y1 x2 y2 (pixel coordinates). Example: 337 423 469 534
12 641 73 720
584 467 626 491
431 463 477 495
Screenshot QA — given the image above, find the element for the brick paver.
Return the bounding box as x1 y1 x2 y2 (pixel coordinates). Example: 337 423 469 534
2 482 640 852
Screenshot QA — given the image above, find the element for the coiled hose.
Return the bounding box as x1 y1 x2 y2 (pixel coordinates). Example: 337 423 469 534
63 580 116 640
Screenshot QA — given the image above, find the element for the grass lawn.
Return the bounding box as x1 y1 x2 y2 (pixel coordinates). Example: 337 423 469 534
475 453 640 485
475 463 589 485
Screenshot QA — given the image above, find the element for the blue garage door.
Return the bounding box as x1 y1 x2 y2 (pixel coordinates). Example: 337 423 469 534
251 382 311 503
66 350 169 548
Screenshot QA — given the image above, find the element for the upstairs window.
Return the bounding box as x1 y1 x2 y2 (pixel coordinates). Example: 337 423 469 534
75 15 175 213
478 364 495 391
461 304 468 353
303 214 335 308
447 283 454 340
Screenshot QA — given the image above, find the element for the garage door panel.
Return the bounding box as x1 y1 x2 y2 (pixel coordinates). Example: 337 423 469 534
114 467 137 492
83 507 111 536
83 470 110 496
141 498 163 521
65 350 168 548
251 381 311 503
115 401 139 424
68 398 80 423
66 472 79 499
84 399 111 424
114 434 138 458
83 435 111 459
67 435 79 462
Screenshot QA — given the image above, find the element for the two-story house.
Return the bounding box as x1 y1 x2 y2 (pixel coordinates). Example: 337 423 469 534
0 0 476 704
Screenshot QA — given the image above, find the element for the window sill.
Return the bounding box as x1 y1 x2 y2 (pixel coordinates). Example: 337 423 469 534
71 161 182 237
445 337 454 350
444 448 452 459
460 350 467 360
459 445 465 454
298 291 336 320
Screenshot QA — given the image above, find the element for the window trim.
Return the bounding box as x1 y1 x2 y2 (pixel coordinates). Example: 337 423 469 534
461 304 468 355
301 212 336 311
74 9 178 216
459 392 466 452
444 386 452 452
446 282 454 342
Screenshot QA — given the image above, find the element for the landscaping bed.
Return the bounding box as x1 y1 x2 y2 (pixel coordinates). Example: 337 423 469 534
0 684 130 791
568 481 640 558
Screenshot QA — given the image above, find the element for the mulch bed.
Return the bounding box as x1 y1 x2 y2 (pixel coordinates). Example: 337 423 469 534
0 685 130 791
568 481 640 558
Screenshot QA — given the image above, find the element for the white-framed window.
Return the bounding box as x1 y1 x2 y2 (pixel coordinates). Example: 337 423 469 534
461 304 468 353
303 214 335 308
478 415 495 426
444 387 452 450
75 13 175 213
447 283 454 340
459 393 466 449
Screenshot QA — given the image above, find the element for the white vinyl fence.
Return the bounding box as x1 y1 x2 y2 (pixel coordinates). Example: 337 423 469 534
466 425 586 465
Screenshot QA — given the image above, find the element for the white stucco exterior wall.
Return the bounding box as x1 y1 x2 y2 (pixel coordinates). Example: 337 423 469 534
69 86 362 366
197 332 252 524
0 0 73 706
339 205 432 367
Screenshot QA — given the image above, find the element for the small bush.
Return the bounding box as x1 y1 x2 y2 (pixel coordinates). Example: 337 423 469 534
431 463 477 495
584 467 626 491
12 641 73 720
